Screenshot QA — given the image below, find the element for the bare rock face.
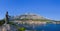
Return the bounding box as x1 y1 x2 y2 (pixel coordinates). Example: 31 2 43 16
0 24 17 31
0 24 10 31
12 13 47 20
20 14 45 19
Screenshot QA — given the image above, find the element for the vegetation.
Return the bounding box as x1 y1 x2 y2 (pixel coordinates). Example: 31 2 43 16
8 22 18 28
0 19 5 26
20 18 29 21
18 27 25 31
8 22 26 31
19 18 52 22
0 19 26 31
0 18 54 31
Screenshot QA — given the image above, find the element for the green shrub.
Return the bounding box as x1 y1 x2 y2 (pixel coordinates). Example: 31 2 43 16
0 20 5 26
18 27 25 31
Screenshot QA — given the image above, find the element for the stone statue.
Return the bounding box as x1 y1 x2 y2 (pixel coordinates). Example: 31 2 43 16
5 11 9 24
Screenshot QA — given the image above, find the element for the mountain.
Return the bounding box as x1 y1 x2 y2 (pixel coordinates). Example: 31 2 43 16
9 13 53 22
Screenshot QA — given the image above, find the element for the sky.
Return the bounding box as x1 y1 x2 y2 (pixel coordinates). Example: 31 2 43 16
0 0 60 20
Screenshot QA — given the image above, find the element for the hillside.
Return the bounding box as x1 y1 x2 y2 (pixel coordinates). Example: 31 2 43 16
9 13 54 22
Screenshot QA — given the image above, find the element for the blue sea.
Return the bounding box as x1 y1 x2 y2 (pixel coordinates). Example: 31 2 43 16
35 24 60 31
16 23 60 31
24 24 60 31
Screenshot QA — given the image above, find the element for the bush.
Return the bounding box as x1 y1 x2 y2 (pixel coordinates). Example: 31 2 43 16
18 27 25 31
0 20 5 26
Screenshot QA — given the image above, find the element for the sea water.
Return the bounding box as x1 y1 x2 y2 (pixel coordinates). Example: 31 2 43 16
24 24 60 31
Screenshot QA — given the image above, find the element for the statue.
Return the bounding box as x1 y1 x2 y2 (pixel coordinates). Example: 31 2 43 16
5 11 9 24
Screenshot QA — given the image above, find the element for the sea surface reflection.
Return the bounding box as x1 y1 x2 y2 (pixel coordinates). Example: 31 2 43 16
24 24 60 31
